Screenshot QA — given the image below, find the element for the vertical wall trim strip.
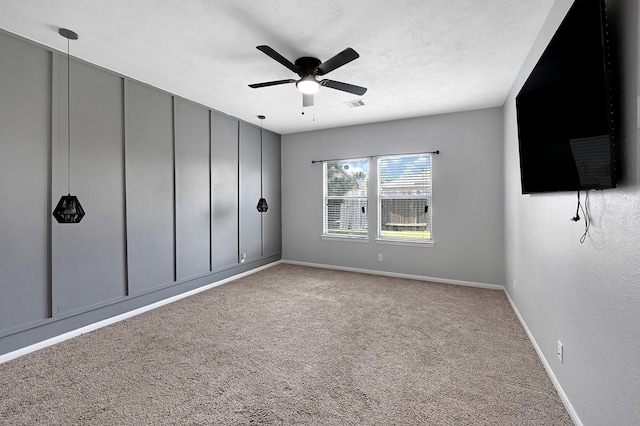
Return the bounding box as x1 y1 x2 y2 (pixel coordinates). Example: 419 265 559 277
48 50 56 319
209 110 213 272
172 97 177 282
237 120 241 263
122 78 130 296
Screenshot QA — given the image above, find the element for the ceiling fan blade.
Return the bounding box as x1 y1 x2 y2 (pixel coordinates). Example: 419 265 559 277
316 48 360 75
320 79 367 96
249 79 296 89
303 93 314 108
256 45 300 74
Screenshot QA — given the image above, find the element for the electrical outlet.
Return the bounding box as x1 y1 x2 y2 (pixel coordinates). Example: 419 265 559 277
377 254 383 261
513 279 517 291
557 340 563 362
239 252 246 263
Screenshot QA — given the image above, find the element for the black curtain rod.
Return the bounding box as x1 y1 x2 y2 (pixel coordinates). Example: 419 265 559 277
311 150 440 164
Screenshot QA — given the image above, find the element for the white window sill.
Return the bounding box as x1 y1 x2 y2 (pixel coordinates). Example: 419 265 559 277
321 235 370 243
375 238 434 247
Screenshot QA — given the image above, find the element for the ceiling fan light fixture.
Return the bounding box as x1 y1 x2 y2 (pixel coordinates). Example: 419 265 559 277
296 76 320 94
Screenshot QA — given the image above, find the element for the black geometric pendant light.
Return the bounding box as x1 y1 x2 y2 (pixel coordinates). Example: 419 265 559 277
53 28 85 224
256 115 269 213
52 194 85 224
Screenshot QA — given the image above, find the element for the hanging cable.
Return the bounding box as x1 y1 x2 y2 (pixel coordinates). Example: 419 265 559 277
66 35 71 195
256 115 268 213
570 190 591 243
260 117 263 197
571 191 581 222
580 191 591 244
52 28 85 224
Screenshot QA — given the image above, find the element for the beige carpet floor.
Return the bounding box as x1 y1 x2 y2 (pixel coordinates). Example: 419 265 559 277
0 264 572 425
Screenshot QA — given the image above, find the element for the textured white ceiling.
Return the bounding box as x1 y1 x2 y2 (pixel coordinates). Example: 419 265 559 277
0 0 555 134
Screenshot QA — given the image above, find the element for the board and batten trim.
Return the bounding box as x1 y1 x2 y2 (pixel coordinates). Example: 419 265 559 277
0 261 282 365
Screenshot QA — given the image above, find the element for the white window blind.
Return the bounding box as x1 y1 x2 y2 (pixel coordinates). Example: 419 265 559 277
377 154 432 242
323 159 368 237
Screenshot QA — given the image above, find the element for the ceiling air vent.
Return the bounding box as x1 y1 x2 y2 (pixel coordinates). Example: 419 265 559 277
344 99 365 108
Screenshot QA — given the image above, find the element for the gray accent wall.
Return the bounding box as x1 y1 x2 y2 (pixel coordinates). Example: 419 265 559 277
52 56 127 314
239 122 263 262
0 30 281 355
262 129 282 259
125 81 176 293
503 0 640 424
0 34 51 330
175 98 211 280
281 108 505 286
211 111 240 271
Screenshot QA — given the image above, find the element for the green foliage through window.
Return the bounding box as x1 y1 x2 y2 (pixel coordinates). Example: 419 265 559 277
323 159 368 237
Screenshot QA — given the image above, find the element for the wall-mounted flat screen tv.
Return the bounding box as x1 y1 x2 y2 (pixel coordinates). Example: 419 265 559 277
516 0 616 194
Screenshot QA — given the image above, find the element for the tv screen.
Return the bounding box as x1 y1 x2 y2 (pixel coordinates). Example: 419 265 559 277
515 0 616 194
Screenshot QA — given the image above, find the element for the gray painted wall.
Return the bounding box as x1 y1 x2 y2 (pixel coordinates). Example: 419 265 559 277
52 56 127 314
239 122 263 263
211 111 240 271
126 81 176 293
262 129 282 259
0 30 281 355
504 0 640 424
282 108 505 286
0 34 51 330
175 98 211 280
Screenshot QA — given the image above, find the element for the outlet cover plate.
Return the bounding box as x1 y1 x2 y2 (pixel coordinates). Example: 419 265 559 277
557 340 563 362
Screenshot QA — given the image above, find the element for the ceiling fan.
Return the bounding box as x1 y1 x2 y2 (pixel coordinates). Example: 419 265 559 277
249 45 367 107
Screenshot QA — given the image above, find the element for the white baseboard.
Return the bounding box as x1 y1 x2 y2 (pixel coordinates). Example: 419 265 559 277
281 260 504 290
503 290 582 426
0 261 281 365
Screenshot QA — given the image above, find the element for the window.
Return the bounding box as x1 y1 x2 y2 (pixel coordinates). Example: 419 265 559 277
377 154 432 242
323 159 369 238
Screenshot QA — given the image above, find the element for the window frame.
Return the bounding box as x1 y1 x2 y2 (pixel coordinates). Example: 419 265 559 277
376 153 433 245
322 158 370 240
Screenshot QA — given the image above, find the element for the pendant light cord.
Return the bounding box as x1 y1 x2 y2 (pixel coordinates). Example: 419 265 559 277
66 36 71 195
260 117 264 197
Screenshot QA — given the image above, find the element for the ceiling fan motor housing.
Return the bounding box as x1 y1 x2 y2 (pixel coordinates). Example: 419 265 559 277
295 57 322 77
